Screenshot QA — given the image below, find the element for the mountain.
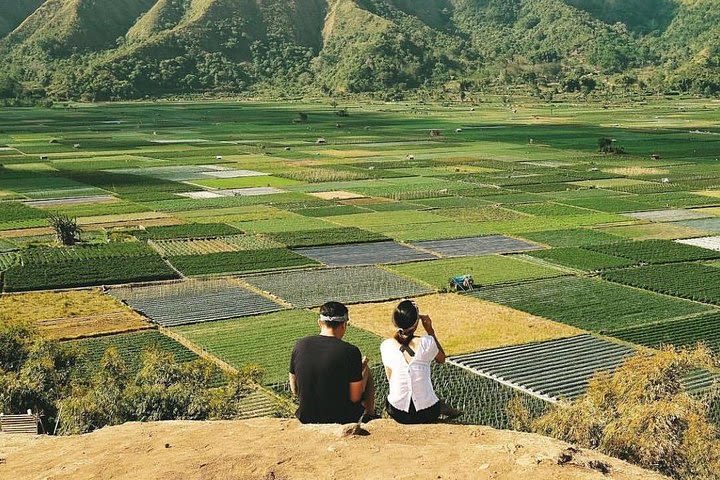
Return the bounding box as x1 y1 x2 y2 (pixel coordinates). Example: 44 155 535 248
0 0 717 100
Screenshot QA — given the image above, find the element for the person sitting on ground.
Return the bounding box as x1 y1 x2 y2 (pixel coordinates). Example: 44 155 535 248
381 299 462 424
289 301 376 424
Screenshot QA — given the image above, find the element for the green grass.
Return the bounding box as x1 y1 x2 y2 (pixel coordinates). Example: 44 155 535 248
472 276 713 332
387 255 565 289
172 310 383 385
167 249 319 276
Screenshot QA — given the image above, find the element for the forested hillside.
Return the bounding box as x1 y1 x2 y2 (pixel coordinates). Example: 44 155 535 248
0 0 717 100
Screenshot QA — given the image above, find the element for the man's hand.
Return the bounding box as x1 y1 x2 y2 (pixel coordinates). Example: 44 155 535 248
420 314 435 335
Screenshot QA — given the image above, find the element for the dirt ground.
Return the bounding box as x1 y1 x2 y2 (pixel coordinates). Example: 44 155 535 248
0 419 668 480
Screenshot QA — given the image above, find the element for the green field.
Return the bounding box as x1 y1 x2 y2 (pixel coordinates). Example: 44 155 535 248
1 99 720 425
472 276 714 332
172 310 383 385
387 255 565 289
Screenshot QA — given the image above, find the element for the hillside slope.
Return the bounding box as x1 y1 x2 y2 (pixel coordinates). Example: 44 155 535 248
0 0 717 99
0 418 669 480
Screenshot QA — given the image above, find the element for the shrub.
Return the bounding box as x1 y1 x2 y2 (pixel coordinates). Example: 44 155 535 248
530 347 720 480
58 348 261 434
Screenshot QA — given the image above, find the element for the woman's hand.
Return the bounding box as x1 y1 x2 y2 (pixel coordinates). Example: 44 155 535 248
420 315 435 335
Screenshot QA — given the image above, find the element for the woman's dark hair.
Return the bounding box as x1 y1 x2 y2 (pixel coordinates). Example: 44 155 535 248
393 300 419 346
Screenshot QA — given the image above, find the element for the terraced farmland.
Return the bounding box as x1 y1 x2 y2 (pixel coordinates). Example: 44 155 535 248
609 312 720 353
68 330 205 379
602 263 720 305
110 279 283 326
172 310 383 385
2 100 720 425
244 266 433 308
472 276 713 331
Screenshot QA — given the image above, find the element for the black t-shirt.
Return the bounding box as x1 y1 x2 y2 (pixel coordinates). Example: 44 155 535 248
290 335 365 424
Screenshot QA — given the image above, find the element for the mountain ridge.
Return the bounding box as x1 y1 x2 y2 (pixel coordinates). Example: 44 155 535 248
0 0 717 100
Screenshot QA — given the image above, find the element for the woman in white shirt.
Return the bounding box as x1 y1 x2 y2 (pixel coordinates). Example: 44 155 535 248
380 299 461 424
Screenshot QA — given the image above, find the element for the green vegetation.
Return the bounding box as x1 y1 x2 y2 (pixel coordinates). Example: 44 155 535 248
133 223 243 240
69 330 203 379
0 320 259 436
588 240 720 264
603 263 720 305
167 249 318 276
519 228 623 247
387 255 564 289
266 228 388 247
609 312 720 354
173 310 383 385
528 247 635 271
1 0 719 100
473 276 713 331
3 255 178 291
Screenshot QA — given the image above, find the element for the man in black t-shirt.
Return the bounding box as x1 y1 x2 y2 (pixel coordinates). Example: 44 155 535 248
289 301 376 424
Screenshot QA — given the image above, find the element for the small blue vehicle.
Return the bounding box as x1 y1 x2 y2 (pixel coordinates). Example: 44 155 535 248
449 275 474 292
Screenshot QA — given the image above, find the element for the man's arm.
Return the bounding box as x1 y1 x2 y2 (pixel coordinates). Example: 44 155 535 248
348 353 368 403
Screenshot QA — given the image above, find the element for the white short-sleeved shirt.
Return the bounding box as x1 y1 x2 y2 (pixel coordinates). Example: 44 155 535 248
380 335 439 412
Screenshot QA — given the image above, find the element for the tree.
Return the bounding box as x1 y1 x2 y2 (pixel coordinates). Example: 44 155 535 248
49 214 82 246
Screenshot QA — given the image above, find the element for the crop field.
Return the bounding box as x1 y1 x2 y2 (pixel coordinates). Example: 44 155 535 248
451 335 636 401
3 255 178 292
244 266 433 308
370 363 550 428
1 99 720 422
347 294 581 355
292 241 436 267
0 290 149 340
472 276 713 331
173 310 383 385
528 247 636 272
110 279 283 327
411 235 543 257
167 248 318 276
587 239 720 264
386 255 564 289
67 330 210 380
602 263 720 305
608 312 720 354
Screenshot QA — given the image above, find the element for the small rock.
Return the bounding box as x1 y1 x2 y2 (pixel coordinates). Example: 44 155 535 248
165 443 171 449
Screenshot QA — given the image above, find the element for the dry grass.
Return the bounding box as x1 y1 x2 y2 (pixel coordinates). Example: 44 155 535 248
530 347 720 480
0 290 149 340
346 293 581 355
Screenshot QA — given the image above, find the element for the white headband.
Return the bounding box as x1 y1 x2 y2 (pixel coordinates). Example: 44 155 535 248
320 314 348 323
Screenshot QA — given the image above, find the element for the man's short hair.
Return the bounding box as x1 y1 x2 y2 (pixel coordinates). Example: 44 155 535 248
319 301 348 327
